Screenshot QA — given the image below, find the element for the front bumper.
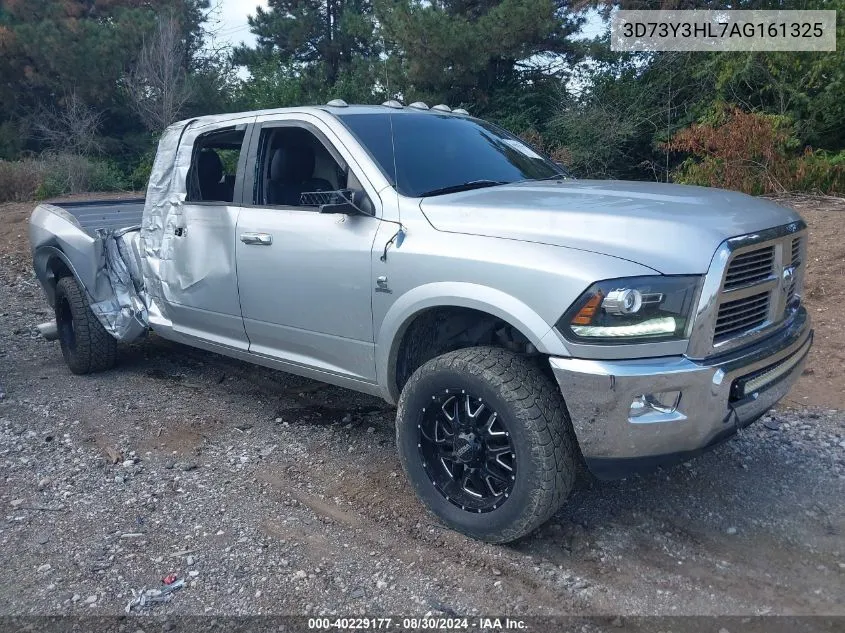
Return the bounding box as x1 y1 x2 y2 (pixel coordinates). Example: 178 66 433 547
550 307 812 479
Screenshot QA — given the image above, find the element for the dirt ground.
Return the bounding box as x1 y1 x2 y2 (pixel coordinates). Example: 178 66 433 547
0 194 843 622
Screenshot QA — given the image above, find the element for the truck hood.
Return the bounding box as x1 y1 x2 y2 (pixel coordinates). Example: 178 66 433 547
419 180 803 274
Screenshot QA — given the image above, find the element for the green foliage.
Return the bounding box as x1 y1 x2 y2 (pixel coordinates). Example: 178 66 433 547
0 158 45 202
0 0 216 170
233 0 381 95
0 154 127 202
35 154 127 199
552 51 706 180
0 0 843 197
375 0 584 108
0 120 26 160
129 151 156 193
235 57 392 112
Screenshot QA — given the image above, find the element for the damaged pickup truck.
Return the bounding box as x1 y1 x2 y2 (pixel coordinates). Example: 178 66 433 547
29 101 813 543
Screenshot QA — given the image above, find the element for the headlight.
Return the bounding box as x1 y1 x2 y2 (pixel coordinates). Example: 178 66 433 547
558 276 702 344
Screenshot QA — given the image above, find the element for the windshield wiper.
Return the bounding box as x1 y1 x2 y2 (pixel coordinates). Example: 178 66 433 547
417 180 508 197
525 173 570 182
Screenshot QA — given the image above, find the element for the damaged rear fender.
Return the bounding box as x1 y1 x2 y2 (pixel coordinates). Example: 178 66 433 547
32 245 81 308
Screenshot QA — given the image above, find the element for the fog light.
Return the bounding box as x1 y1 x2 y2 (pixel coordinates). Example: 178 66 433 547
629 391 682 417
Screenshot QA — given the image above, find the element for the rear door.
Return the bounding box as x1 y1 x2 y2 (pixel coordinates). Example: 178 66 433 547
159 118 253 349
235 113 382 382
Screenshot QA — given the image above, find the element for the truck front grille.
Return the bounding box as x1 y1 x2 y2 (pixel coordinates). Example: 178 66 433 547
787 236 803 303
715 292 770 341
723 246 774 290
791 236 802 265
707 227 805 354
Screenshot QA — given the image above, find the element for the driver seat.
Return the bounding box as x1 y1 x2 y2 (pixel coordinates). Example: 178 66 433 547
268 144 333 206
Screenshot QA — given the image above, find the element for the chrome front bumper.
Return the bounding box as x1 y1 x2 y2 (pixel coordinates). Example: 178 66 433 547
550 308 812 479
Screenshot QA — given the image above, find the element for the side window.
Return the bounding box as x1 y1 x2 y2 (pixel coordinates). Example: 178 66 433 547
255 126 349 208
186 127 246 203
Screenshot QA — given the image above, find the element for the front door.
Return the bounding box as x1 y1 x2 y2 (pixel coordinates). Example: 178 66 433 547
235 116 382 381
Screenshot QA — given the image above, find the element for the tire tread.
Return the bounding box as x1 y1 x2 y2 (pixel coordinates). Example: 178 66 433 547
55 276 117 374
397 346 577 543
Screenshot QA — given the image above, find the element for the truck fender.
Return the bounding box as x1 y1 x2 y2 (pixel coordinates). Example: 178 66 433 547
32 246 89 307
376 281 570 402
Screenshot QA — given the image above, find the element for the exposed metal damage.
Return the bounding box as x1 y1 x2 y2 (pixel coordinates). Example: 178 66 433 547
28 117 223 342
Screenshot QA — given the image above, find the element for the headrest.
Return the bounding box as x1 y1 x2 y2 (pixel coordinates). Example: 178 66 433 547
270 144 316 182
197 149 223 184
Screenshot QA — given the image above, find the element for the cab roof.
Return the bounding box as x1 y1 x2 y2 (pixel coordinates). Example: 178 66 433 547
174 103 473 128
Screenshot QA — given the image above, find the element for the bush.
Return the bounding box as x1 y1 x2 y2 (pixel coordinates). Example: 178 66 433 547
0 154 128 202
128 151 155 191
664 105 845 195
37 154 127 198
0 159 46 202
518 129 572 167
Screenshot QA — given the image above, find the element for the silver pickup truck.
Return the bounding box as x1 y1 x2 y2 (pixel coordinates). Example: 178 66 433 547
29 101 813 542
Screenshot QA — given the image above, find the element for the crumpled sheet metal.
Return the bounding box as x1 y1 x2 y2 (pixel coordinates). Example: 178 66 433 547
89 228 148 341
138 114 253 329
138 121 186 331
50 118 191 341
29 203 146 340
33 113 253 342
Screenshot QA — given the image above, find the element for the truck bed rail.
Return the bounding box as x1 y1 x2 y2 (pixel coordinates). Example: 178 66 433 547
53 198 146 234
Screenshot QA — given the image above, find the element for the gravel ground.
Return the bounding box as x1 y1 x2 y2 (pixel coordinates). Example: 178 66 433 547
1 202 844 620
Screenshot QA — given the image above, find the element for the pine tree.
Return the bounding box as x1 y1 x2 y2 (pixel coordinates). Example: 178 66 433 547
233 0 381 86
376 0 585 109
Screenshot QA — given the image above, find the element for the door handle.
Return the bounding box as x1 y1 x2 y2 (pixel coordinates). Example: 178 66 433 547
240 232 273 246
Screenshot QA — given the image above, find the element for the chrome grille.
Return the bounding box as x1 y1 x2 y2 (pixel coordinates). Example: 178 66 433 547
687 222 808 359
791 236 802 265
723 245 774 290
787 236 803 303
715 292 770 341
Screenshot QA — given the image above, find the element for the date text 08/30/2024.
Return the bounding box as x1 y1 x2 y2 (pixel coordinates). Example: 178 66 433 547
307 617 528 630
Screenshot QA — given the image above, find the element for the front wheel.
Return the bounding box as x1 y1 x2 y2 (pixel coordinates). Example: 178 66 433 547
396 347 577 543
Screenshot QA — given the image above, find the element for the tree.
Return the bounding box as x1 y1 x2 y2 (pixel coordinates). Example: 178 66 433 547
125 15 195 133
0 1 213 157
554 50 708 180
233 0 381 87
376 0 585 111
33 91 103 156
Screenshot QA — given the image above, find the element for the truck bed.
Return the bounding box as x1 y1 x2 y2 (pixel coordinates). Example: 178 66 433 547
54 198 146 235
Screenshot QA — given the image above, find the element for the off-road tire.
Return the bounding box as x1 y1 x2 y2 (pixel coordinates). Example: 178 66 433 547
396 346 577 543
54 276 117 375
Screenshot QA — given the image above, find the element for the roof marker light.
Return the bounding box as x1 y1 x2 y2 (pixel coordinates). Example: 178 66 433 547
432 104 452 112
326 99 348 107
452 108 469 115
382 100 403 109
409 102 429 110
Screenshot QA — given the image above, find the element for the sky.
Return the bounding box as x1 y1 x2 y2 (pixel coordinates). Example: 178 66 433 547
214 0 267 49
213 1 606 51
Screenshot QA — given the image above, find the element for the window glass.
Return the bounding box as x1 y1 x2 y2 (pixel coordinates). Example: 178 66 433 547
255 126 348 208
186 128 245 203
337 112 567 197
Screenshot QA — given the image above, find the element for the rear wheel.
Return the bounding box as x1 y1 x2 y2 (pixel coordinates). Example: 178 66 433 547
396 346 577 543
54 276 117 375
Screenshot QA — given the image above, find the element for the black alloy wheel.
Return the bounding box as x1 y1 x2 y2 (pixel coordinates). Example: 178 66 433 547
397 346 578 543
418 390 516 513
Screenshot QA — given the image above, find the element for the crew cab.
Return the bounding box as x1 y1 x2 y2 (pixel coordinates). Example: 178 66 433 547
29 101 813 542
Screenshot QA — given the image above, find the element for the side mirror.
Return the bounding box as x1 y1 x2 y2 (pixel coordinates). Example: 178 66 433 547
319 190 375 216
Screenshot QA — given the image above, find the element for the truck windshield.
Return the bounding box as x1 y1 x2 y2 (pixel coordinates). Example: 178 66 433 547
336 112 568 197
